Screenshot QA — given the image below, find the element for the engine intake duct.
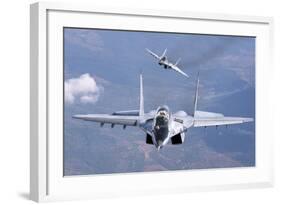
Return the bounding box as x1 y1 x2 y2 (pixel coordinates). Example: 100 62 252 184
171 133 183 144
146 134 153 145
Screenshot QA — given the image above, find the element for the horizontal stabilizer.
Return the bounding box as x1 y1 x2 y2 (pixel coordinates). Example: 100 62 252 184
112 110 139 116
194 111 224 118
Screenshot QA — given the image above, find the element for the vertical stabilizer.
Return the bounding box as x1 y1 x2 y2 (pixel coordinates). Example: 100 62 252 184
193 72 200 117
175 58 181 66
161 48 167 58
139 74 144 117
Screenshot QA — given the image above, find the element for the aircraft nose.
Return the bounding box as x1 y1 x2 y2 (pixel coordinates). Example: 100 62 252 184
157 139 163 146
156 140 163 150
157 144 163 151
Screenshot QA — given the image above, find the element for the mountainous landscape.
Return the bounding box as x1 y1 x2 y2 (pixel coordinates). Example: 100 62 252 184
63 28 255 176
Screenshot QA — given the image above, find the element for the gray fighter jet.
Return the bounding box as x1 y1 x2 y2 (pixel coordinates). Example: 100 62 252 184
73 74 253 150
146 48 189 78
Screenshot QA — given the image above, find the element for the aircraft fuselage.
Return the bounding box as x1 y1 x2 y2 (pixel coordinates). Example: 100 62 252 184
158 56 170 69
153 106 171 149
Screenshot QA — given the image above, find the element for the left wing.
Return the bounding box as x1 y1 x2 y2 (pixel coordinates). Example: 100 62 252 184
170 64 189 78
73 114 139 126
146 48 161 60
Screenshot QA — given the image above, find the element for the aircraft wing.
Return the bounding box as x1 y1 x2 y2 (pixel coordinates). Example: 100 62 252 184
193 115 253 127
73 114 139 126
190 75 253 127
170 64 189 78
146 48 161 60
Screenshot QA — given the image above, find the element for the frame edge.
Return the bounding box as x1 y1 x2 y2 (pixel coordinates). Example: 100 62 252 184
30 1 274 202
30 2 39 202
30 2 48 202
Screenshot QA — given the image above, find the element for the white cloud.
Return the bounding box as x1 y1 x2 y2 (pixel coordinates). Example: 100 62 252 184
80 95 98 104
65 73 101 104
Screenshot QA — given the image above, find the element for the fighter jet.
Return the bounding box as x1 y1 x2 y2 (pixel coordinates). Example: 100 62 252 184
73 74 253 150
146 48 189 78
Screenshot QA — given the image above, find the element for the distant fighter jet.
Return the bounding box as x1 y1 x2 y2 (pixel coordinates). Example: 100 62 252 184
146 48 189 78
73 74 253 150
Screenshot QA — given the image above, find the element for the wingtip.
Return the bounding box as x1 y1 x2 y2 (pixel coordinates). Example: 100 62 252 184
72 115 80 119
239 117 254 123
245 118 254 122
72 114 84 119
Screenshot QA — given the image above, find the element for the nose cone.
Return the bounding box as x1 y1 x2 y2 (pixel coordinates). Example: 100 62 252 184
156 144 163 151
155 140 164 151
154 128 168 148
157 139 163 145
157 140 163 146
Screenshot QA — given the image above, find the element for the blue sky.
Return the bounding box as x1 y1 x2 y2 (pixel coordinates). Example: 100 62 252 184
63 27 255 175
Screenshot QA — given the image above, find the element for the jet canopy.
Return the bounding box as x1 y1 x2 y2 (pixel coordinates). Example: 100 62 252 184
155 106 170 128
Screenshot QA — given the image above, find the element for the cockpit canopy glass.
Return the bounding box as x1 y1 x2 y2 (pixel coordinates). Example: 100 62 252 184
155 106 169 127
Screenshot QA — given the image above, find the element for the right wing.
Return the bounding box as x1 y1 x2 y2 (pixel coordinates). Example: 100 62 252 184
193 111 253 127
170 64 189 78
191 74 253 127
146 48 161 60
73 114 139 126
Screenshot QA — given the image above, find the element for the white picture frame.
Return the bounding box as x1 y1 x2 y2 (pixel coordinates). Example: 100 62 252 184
30 2 274 202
